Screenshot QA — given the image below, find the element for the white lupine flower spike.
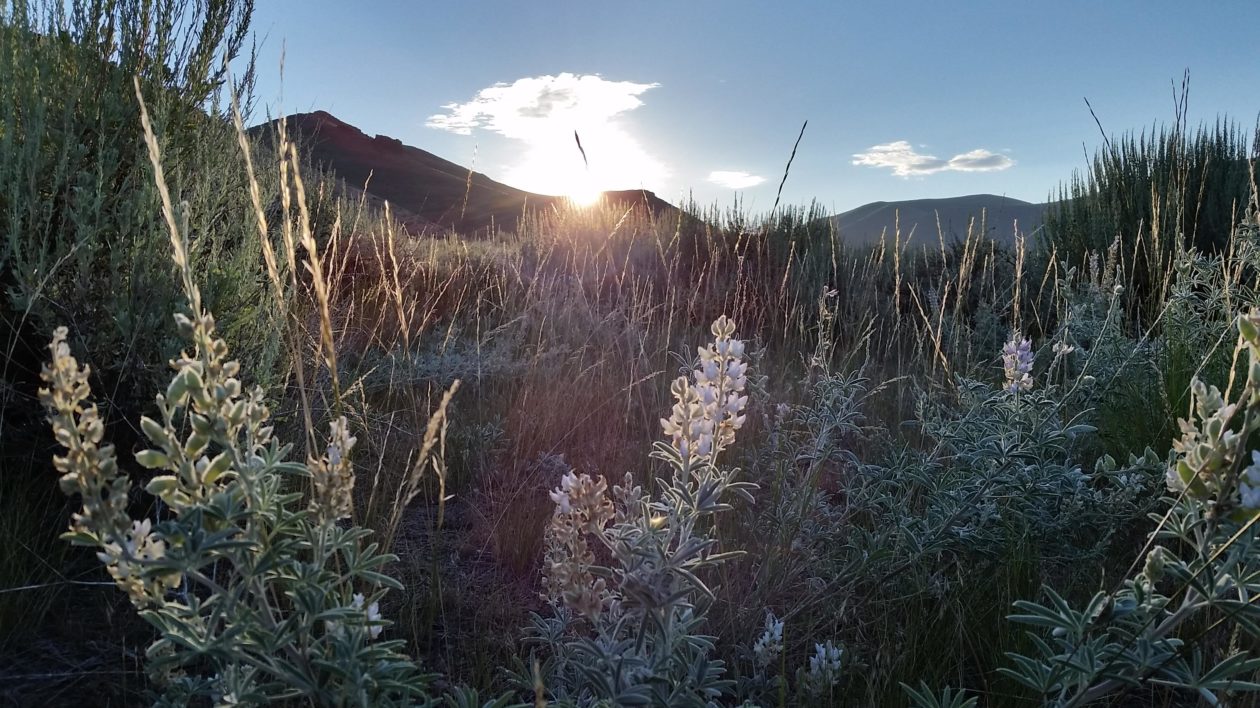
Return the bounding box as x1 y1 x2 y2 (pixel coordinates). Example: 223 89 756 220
661 317 750 464
1002 333 1034 393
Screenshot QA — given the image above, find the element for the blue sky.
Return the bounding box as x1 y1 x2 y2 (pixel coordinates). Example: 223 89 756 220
248 1 1260 213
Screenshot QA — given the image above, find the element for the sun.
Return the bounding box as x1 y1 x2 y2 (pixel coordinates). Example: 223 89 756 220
503 123 665 208
507 135 610 206
565 183 603 207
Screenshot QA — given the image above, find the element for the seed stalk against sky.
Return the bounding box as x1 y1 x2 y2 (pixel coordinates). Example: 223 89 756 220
250 0 1260 212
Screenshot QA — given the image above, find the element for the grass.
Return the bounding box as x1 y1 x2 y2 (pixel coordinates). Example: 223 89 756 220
4 1 1260 704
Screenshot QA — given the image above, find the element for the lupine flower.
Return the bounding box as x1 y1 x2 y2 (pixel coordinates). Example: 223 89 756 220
94 519 180 604
549 471 577 513
309 416 358 522
352 593 384 640
662 316 749 463
326 593 384 640
1143 546 1174 584
1240 450 1260 509
40 328 181 605
542 471 615 620
1052 340 1076 357
534 315 757 700
801 640 844 695
752 611 785 669
1169 381 1243 497
811 641 843 674
1002 334 1034 393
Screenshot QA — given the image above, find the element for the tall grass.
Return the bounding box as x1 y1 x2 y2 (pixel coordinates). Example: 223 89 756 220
303 154 1259 701
5 2 1260 703
303 187 1126 697
1045 76 1258 323
0 2 266 693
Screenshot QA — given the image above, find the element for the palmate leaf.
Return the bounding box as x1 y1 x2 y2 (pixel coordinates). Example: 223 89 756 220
672 564 715 600
901 681 979 708
1009 598 1080 633
441 684 523 708
1214 598 1260 638
1148 650 1260 698
357 569 405 590
998 650 1064 693
1057 637 1108 675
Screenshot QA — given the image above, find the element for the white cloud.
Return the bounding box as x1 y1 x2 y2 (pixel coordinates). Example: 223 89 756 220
852 140 1014 177
707 170 766 189
427 73 658 138
426 73 669 196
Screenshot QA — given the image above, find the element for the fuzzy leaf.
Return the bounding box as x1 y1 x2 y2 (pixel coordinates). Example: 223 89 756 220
145 475 179 497
135 449 171 470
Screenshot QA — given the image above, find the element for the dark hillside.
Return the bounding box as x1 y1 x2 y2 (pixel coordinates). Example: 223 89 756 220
252 111 675 234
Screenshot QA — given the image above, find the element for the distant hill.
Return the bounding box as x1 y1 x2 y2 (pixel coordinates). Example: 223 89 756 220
827 194 1049 248
249 111 674 234
247 113 1048 244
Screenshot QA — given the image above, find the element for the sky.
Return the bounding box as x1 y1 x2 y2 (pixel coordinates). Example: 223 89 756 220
247 1 1260 214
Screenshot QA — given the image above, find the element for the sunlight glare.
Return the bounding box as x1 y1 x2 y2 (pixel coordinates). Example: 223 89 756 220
503 122 666 206
565 184 603 207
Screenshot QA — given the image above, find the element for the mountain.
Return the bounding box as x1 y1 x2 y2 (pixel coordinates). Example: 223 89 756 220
828 194 1049 248
250 112 1046 245
250 111 674 234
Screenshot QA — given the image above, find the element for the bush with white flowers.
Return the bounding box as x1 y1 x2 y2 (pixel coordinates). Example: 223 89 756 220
38 112 446 705
1001 309 1260 705
522 316 756 705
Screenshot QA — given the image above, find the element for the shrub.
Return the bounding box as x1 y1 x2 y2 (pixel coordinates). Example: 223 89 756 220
1045 84 1256 320
1001 309 1260 705
1 0 274 405
31 88 462 706
0 0 278 647
520 316 756 705
717 329 1166 702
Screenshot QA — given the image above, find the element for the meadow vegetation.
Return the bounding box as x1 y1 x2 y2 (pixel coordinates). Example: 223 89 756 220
5 1 1260 705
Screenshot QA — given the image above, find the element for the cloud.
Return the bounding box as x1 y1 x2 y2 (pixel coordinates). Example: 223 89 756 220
426 73 658 138
426 73 668 195
707 170 766 189
852 140 1014 177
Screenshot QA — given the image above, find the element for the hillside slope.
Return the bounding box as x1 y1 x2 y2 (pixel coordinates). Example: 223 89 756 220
828 194 1048 248
251 111 674 233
